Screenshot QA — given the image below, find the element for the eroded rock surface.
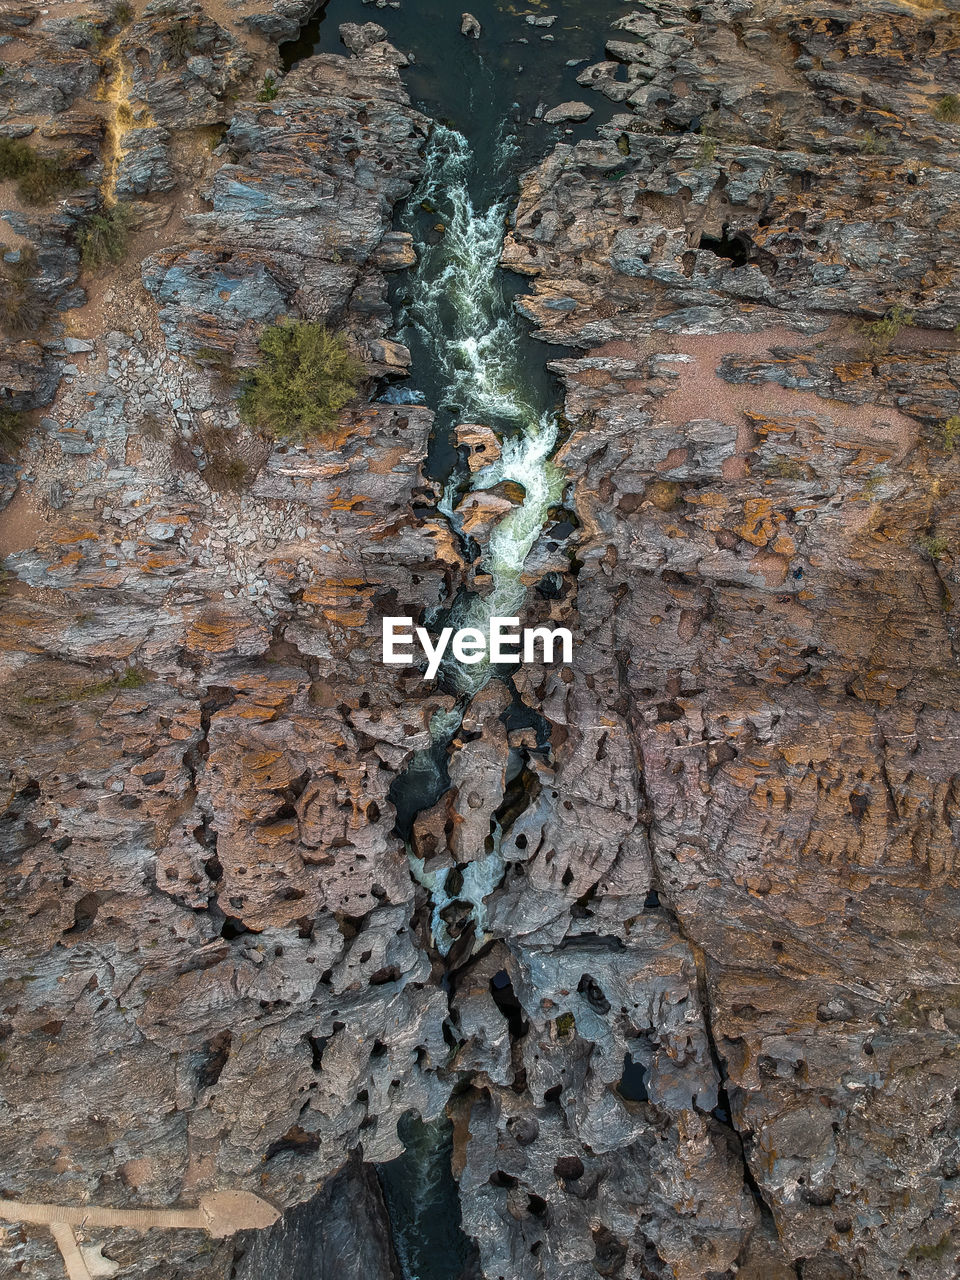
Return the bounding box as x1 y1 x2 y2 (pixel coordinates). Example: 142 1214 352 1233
491 2 960 1276
2 2 960 1279
0 12 459 1280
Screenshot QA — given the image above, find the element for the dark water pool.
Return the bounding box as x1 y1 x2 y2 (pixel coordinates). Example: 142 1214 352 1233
284 0 627 481
377 1113 479 1280
283 0 627 180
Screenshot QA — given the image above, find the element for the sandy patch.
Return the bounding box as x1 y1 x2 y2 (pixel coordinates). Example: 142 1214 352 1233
597 323 924 461
0 484 49 560
0 217 30 251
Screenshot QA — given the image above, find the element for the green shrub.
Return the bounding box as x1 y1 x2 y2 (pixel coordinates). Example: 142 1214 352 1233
16 666 148 709
164 20 203 61
934 94 960 123
194 345 233 371
0 136 39 179
941 414 960 452
257 74 279 102
206 455 254 492
86 22 112 52
766 456 804 480
910 1233 952 1263
71 667 147 699
0 407 29 455
555 1012 576 1036
860 129 888 156
0 278 52 333
113 1 134 24
196 422 258 492
697 134 718 165
861 304 914 355
18 164 66 204
0 275 52 333
918 533 950 561
0 247 54 335
239 321 365 442
78 202 132 270
115 668 146 689
0 136 70 205
193 346 238 399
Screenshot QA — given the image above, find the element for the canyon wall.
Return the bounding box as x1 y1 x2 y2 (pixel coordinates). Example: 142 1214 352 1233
0 2 958 1279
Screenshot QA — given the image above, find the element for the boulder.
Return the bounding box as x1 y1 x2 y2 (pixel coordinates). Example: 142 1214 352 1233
543 100 594 124
455 422 501 472
340 21 388 55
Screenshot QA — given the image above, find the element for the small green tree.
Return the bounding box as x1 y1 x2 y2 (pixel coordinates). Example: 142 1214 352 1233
918 533 950 561
238 321 365 442
861 304 914 356
941 414 960 452
860 129 888 155
934 94 960 123
78 202 132 270
0 136 69 205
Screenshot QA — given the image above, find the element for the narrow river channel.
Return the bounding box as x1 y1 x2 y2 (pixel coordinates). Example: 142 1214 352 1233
282 6 628 1275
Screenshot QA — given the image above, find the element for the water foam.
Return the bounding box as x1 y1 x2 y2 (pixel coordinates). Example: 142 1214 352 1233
398 123 565 950
401 125 565 696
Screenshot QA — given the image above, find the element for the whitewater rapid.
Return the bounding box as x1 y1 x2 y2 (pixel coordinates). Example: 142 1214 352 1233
399 124 566 697
390 123 565 959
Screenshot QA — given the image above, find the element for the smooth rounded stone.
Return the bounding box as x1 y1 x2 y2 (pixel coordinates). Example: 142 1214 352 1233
576 59 633 101
241 0 319 41
366 337 411 371
460 11 481 37
454 489 516 539
543 100 594 124
373 229 417 270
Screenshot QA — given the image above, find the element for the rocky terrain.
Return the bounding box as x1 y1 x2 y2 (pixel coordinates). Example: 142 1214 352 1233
1 1 959 1279
497 2 960 1276
0 5 457 1277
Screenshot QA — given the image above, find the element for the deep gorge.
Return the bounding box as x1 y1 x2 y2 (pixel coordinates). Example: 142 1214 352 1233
1 1 959 1278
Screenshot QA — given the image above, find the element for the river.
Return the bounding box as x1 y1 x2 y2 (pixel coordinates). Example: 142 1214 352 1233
283 6 626 1275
